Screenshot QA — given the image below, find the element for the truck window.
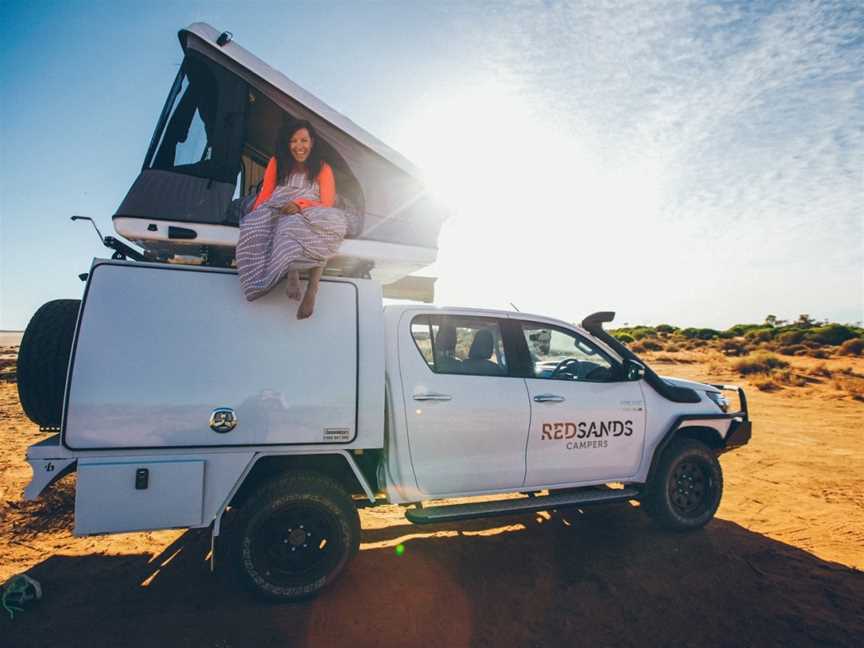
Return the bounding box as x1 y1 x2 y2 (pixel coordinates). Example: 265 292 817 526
411 315 508 376
520 323 616 382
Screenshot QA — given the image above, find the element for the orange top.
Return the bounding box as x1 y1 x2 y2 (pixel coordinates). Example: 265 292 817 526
251 157 335 211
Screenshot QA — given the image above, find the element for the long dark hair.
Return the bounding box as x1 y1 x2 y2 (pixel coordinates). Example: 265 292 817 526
275 119 325 185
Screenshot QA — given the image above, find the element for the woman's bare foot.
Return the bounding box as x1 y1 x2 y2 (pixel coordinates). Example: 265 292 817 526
297 266 323 319
297 286 317 319
286 270 302 301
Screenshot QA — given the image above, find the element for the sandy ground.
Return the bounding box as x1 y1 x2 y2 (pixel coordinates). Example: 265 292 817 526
1 346 862 647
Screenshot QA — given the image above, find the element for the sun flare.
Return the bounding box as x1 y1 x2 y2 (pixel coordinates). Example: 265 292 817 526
396 81 667 316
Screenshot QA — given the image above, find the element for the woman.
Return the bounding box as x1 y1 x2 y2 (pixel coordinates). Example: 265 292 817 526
237 120 348 319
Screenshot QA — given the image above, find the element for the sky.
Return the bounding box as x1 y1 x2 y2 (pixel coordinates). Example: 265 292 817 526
1 0 862 330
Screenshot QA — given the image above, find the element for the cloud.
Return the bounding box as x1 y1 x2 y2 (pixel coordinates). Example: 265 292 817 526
428 0 863 326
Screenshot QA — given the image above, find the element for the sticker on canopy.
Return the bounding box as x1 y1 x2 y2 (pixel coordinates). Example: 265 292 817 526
323 428 351 442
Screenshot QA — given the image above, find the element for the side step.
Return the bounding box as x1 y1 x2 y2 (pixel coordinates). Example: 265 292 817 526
405 487 640 525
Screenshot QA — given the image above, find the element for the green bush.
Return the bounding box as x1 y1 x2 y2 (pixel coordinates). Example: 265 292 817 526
776 330 806 345
725 324 763 338
804 324 858 346
655 324 678 334
681 327 721 340
629 326 658 340
744 328 775 343
613 332 634 344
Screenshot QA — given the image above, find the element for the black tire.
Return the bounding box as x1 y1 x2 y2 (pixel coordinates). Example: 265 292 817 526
642 438 723 531
17 299 81 428
231 471 360 602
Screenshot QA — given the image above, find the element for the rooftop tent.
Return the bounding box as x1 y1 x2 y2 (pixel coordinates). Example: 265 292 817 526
113 23 446 272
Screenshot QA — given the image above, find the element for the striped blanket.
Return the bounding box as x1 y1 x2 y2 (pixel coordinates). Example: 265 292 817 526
236 173 348 301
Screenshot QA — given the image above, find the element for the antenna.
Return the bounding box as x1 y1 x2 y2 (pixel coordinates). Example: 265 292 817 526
509 302 521 312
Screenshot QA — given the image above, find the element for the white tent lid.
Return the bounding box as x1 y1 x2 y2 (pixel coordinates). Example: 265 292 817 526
179 23 447 250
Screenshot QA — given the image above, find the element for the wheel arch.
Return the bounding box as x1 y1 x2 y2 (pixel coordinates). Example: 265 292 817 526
675 424 725 450
645 416 733 485
227 451 377 511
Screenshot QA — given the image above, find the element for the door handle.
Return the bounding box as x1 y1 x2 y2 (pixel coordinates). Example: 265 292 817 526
534 394 565 403
413 393 452 401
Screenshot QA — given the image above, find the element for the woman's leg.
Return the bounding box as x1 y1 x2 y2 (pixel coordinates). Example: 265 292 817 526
286 270 302 301
297 266 324 319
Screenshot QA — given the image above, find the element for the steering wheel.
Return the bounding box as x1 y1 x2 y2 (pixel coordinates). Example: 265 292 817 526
549 358 581 379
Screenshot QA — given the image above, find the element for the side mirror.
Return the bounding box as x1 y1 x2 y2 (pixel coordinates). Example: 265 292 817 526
623 358 645 381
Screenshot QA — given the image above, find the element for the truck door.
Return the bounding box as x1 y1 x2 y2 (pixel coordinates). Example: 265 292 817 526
398 314 530 496
516 321 647 486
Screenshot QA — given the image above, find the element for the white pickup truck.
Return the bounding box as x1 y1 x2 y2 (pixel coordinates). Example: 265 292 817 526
19 259 751 601
17 23 750 601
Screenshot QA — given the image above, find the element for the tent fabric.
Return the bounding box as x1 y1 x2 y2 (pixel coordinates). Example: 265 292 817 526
179 23 445 250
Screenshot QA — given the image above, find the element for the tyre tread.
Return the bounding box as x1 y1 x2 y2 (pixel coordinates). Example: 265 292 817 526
17 299 81 428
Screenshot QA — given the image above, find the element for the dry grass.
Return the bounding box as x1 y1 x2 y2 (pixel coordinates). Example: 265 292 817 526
808 363 832 378
732 352 789 375
631 339 664 353
838 338 864 356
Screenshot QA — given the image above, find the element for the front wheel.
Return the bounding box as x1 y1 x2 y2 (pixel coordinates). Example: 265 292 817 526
232 471 360 602
642 438 723 531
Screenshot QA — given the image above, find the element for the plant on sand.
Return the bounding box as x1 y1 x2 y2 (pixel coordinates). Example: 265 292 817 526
732 352 789 375
838 338 864 356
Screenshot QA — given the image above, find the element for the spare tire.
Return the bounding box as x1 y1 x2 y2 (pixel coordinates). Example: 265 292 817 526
17 299 81 429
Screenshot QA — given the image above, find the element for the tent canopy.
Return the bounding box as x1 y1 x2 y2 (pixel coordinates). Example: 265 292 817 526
177 23 445 249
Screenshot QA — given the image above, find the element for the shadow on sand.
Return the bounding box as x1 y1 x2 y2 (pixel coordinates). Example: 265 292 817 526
4 504 863 648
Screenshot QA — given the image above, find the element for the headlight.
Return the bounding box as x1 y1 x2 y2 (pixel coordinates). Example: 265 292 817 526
706 391 729 412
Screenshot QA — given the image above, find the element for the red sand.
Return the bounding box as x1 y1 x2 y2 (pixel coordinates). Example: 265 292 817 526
1 348 862 647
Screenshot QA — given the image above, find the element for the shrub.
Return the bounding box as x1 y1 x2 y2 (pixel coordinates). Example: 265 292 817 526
753 377 781 391
733 352 789 375
838 338 864 356
725 324 763 338
664 343 681 353
681 327 722 340
611 327 656 341
778 344 806 356
629 326 658 340
613 333 634 344
721 340 747 356
655 324 678 334
807 348 830 359
744 328 775 343
776 330 806 345
804 324 858 346
641 339 664 351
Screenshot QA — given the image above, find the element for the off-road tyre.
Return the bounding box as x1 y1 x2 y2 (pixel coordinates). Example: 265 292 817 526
642 438 723 531
230 471 360 602
17 299 81 428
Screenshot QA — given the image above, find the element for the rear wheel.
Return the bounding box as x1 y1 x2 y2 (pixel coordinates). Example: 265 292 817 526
643 438 723 531
17 299 81 428
232 471 360 602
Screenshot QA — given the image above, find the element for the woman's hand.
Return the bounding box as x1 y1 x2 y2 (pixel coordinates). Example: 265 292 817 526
280 201 301 215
